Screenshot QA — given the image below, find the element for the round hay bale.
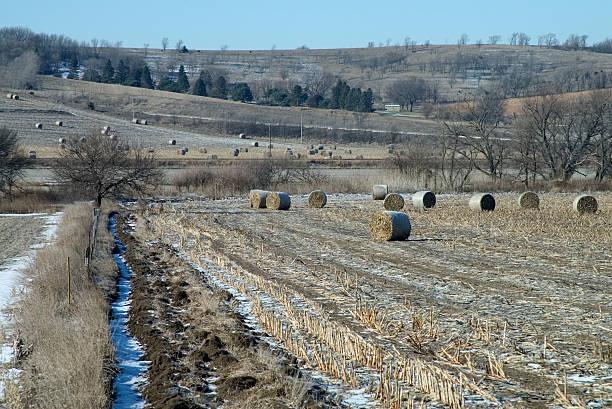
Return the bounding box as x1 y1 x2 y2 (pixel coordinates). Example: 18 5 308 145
372 184 388 200
469 193 496 211
58 137 66 144
266 192 291 210
308 149 316 155
297 153 302 159
245 147 248 153
573 194 597 214
518 191 539 209
199 147 207 153
140 119 147 125
370 211 411 241
250 190 269 209
79 137 86 142
109 134 117 140
102 126 110 132
12 94 19 100
412 191 436 210
210 154 218 159
55 120 63 127
132 118 139 124
34 123 42 129
308 190 327 208
28 151 36 159
252 141 259 147
178 149 186 155
148 147 155 153
6 93 13 99
169 139 177 145
239 133 246 139
233 149 239 157
383 193 404 211
318 145 324 150
183 146 189 152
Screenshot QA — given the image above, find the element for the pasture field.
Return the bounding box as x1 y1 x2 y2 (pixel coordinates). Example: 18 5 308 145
123 192 612 408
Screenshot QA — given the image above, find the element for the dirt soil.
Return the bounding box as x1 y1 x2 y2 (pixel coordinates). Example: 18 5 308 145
131 192 611 408
113 213 344 409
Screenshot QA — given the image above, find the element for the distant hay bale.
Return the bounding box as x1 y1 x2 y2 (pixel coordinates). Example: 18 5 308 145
297 153 302 159
109 134 117 140
308 190 327 208
370 211 411 241
252 141 259 147
573 194 598 214
169 139 176 145
308 149 316 155
210 154 218 159
6 93 13 99
383 193 404 211
183 146 189 152
58 137 66 144
140 119 147 125
239 133 246 139
79 137 86 142
469 193 496 211
332 144 337 150
28 151 36 159
518 191 539 209
199 147 207 153
245 147 248 153
266 192 291 210
357 154 364 159
318 145 324 150
233 149 239 157
102 126 110 135
55 120 63 127
35 123 42 129
148 147 155 153
12 94 19 100
132 118 139 124
178 149 186 155
345 149 352 154
327 150 333 157
412 191 436 210
124 143 130 151
372 184 388 200
250 190 270 209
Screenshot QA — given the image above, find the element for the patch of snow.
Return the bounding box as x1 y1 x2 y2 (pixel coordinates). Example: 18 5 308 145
567 374 598 384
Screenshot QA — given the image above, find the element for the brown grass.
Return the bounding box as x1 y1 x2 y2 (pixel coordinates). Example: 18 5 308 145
10 203 117 409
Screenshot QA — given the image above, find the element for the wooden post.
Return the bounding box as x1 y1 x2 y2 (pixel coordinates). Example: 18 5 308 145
67 257 71 305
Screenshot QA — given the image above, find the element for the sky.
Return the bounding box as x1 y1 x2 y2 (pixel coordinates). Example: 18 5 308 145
1 0 610 50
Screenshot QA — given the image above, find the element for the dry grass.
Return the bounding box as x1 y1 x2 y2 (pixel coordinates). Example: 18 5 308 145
10 203 116 409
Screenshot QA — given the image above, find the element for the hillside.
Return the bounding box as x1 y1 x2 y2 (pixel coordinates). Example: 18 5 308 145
118 44 612 103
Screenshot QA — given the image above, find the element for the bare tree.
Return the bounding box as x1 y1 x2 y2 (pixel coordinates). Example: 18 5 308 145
305 70 335 98
538 33 558 48
443 88 509 179
0 127 29 198
457 33 469 47
0 50 40 89
161 37 168 51
488 35 501 45
52 132 161 206
386 77 426 112
175 39 184 51
517 93 606 181
510 33 519 45
590 90 612 181
435 128 474 191
517 33 531 46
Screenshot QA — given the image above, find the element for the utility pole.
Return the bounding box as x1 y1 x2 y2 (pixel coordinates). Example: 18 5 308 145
268 123 272 157
300 110 303 144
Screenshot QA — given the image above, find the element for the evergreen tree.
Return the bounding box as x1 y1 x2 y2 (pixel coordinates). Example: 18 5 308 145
67 53 79 79
345 88 361 111
157 77 179 92
115 59 129 84
176 65 190 93
141 65 154 89
101 59 114 83
211 75 228 99
307 94 323 108
124 65 142 87
330 80 342 109
290 85 307 106
231 83 253 102
190 78 207 96
360 88 374 112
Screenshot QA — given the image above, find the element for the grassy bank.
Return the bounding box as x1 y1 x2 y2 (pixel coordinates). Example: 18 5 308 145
6 203 117 408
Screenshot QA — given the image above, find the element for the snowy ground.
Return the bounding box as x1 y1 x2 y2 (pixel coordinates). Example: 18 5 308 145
0 212 62 400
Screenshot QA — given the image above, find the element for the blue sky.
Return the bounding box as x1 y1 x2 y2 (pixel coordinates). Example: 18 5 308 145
2 0 610 50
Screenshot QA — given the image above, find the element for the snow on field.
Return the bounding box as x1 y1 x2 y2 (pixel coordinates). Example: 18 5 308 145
0 212 62 399
109 216 148 409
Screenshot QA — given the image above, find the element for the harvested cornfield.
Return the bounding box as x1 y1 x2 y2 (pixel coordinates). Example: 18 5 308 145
469 193 495 211
266 192 291 210
372 184 388 200
518 191 540 209
308 190 327 208
412 190 436 210
573 194 598 214
137 192 611 408
382 193 404 211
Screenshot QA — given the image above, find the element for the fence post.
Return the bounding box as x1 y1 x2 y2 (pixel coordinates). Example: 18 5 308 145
67 257 71 306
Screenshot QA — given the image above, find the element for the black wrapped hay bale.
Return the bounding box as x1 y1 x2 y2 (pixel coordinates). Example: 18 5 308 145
412 191 436 210
308 190 327 208
372 184 388 200
573 194 597 214
370 211 411 241
469 193 495 211
518 191 539 209
266 192 291 210
383 193 404 211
